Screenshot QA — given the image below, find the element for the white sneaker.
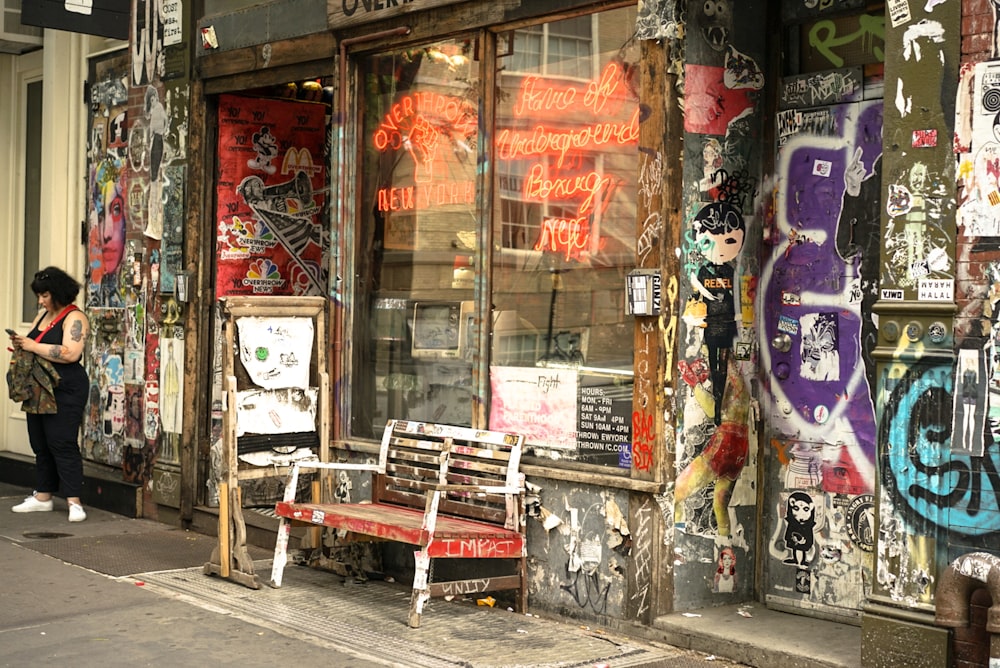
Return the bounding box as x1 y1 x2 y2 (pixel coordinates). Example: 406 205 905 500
12 495 54 513
68 503 87 523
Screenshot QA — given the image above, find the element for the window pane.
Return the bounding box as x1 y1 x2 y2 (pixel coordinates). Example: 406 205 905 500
22 80 42 322
491 8 638 466
351 39 480 440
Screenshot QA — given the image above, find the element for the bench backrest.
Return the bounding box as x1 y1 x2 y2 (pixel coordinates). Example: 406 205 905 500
374 420 524 527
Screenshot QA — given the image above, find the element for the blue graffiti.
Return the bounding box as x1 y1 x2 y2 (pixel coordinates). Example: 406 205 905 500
881 362 1000 536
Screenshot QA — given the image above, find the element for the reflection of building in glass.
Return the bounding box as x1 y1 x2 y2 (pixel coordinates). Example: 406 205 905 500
350 8 638 457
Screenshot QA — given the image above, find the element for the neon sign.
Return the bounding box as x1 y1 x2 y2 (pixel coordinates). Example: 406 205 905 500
504 62 636 262
496 114 639 169
368 57 636 263
522 164 616 216
534 216 606 262
377 181 476 211
372 92 476 151
513 63 630 117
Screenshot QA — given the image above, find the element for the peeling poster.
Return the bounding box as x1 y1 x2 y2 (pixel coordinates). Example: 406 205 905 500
236 316 313 389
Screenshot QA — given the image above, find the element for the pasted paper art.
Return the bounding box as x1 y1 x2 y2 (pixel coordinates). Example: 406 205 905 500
215 94 328 297
236 316 313 389
235 387 318 437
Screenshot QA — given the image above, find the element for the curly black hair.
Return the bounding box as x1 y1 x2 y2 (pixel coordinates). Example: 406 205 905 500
30 266 81 308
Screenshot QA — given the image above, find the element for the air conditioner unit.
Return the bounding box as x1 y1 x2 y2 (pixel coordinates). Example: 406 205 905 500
1 1 44 54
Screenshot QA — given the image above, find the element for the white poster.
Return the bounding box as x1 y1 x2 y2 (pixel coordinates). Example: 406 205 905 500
235 387 318 437
489 366 577 450
160 337 184 434
236 316 313 389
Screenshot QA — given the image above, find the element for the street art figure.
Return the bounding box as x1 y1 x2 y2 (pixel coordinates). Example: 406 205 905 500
89 169 126 307
714 546 737 593
954 349 985 456
800 312 840 381
699 138 725 201
836 148 883 400
781 490 817 568
675 355 749 537
696 0 733 53
903 162 929 277
691 201 745 423
144 85 167 240
885 160 947 287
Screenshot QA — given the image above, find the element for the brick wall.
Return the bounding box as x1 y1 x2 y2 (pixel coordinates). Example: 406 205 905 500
962 0 995 64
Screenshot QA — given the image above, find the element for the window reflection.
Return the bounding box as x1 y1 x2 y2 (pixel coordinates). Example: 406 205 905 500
490 9 639 464
353 40 480 439
351 9 639 467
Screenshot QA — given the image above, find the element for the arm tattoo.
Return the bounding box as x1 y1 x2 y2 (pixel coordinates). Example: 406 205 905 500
49 345 65 360
70 319 84 343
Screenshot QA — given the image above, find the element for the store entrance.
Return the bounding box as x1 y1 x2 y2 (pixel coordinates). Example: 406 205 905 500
758 6 884 622
206 80 333 508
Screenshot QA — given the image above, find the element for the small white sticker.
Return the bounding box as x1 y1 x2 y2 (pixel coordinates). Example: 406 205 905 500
813 160 832 177
918 279 954 302
887 0 912 28
814 405 830 424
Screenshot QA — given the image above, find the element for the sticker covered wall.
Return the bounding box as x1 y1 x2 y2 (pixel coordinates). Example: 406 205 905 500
671 0 766 611
760 94 882 613
215 95 329 298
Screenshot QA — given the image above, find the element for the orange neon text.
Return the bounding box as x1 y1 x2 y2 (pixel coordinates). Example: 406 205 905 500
372 92 476 151
513 63 630 117
534 217 605 262
522 164 616 216
377 181 476 211
496 110 640 169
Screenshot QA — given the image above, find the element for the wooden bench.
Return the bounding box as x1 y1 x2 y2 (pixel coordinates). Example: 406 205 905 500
269 419 527 628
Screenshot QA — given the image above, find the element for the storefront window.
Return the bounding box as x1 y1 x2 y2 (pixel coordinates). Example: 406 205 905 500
351 8 638 469
489 9 638 466
352 39 480 439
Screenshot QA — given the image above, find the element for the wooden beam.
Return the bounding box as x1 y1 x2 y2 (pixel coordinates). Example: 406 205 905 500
181 76 207 524
197 32 336 80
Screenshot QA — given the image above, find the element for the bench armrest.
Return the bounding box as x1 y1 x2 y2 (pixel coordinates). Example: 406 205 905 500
279 460 385 504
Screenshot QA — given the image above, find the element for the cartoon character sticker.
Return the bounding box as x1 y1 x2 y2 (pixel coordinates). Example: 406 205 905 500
691 201 746 422
248 126 279 174
782 491 817 569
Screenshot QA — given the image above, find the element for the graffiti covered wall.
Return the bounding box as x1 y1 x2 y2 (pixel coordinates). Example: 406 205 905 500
757 3 887 617
873 0 961 611
671 0 767 609
762 96 883 613
84 0 190 506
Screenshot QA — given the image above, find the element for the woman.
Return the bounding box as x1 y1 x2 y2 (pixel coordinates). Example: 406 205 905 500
9 267 91 522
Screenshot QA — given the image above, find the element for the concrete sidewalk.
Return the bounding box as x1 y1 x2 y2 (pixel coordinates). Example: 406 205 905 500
0 482 859 667
0 483 730 667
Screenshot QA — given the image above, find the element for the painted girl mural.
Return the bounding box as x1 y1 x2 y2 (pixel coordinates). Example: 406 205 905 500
88 163 126 308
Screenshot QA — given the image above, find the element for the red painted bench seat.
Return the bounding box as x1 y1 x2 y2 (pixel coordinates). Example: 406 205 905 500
273 501 525 558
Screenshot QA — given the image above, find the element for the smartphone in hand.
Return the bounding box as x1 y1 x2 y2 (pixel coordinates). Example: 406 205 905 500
5 329 17 336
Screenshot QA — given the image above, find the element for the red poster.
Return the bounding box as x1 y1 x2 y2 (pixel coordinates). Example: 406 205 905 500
683 64 756 136
215 94 328 297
